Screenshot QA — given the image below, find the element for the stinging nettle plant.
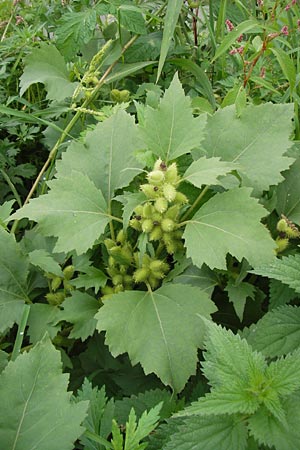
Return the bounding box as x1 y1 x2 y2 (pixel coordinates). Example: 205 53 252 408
0 72 298 449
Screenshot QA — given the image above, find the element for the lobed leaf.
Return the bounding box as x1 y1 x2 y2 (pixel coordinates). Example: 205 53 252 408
183 156 238 188
253 254 300 293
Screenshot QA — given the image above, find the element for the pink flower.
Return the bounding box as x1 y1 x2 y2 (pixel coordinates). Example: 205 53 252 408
237 34 243 42
237 46 244 54
292 0 297 5
281 25 289 35
285 4 291 10
257 0 264 6
229 48 238 55
225 19 234 32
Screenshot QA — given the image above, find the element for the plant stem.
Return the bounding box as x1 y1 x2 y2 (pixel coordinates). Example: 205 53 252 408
0 169 22 208
11 304 30 361
180 185 210 221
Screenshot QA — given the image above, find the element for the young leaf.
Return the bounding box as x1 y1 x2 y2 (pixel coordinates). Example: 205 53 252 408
164 414 248 450
266 350 300 398
193 103 294 193
156 0 183 82
124 403 161 450
56 110 144 204
183 156 238 188
246 305 300 357
0 228 30 333
28 248 64 277
183 187 275 270
225 280 255 322
253 254 300 293
20 43 78 101
140 73 206 162
71 266 107 293
115 192 147 230
0 337 88 450
56 292 99 341
11 171 110 255
96 284 216 392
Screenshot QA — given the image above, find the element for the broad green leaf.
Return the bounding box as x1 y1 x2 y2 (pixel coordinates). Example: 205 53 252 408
20 43 78 101
11 172 110 255
0 337 88 449
183 187 275 270
156 0 183 82
27 303 60 344
0 228 30 333
119 5 146 35
269 279 297 310
28 249 63 277
194 103 294 192
0 199 15 227
183 156 238 188
56 292 99 341
225 280 255 322
96 283 216 392
213 20 260 61
164 414 248 450
248 394 300 450
56 9 97 60
253 254 300 293
246 305 300 357
172 263 218 296
56 111 144 204
271 47 296 92
0 350 8 374
276 158 300 224
140 74 206 162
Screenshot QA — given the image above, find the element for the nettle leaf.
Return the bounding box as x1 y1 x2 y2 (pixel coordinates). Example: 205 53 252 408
253 254 300 293
193 103 294 192
266 351 300 398
269 279 297 310
225 280 255 322
183 157 238 188
96 283 216 392
56 9 97 60
11 171 110 255
0 228 30 333
246 305 300 357
164 414 248 450
0 337 88 450
276 158 300 224
183 187 275 270
248 393 300 450
139 73 206 162
56 292 99 341
20 43 78 101
28 248 64 277
56 110 144 204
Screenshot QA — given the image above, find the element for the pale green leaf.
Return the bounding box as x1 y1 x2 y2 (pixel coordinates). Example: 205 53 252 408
276 158 300 224
0 199 15 227
140 73 206 162
0 228 30 333
96 283 216 392
225 280 255 322
124 403 161 450
115 192 147 230
266 350 300 397
164 414 248 450
0 350 8 374
253 254 300 293
20 43 78 101
246 305 300 357
0 337 88 450
271 47 296 92
27 303 60 344
28 249 63 277
183 187 275 270
194 103 294 192
183 156 238 188
56 111 144 204
119 5 146 35
56 292 99 341
11 172 110 255
156 0 183 82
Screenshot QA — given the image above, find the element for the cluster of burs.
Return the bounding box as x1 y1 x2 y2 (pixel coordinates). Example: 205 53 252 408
102 159 188 297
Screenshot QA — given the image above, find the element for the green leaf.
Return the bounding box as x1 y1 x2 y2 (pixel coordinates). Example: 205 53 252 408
140 73 206 162
164 414 248 450
28 249 64 277
253 254 300 293
0 350 8 374
56 110 144 204
183 187 275 270
20 43 78 101
213 20 260 61
183 156 238 188
71 266 107 294
269 279 297 310
115 192 147 230
56 292 99 341
248 394 300 450
266 350 300 397
119 5 146 35
156 0 183 81
105 61 156 84
172 263 218 296
194 103 294 192
271 47 296 92
124 403 161 450
0 228 30 333
27 303 60 344
225 280 255 322
276 158 300 224
246 305 300 357
0 337 88 449
11 172 110 255
96 283 216 392
0 199 15 227
56 9 97 60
